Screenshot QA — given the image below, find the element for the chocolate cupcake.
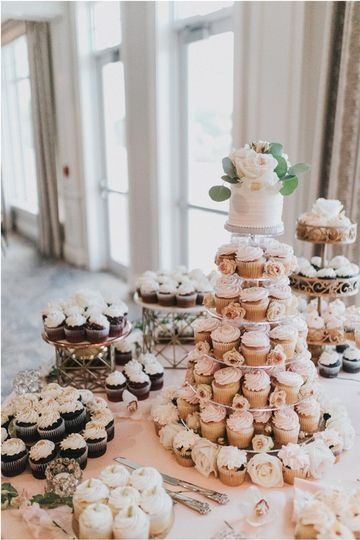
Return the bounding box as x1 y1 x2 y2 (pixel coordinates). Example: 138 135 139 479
156 282 177 306
90 410 115 442
114 339 132 366
105 370 127 402
1 438 28 477
83 424 107 458
140 280 159 303
1 404 15 431
57 386 81 404
59 400 86 433
29 439 57 479
37 411 66 442
86 314 110 343
44 310 66 341
318 350 341 378
176 282 197 308
104 305 127 337
64 314 87 343
14 408 39 443
125 362 151 400
342 347 360 374
60 433 88 469
142 356 164 391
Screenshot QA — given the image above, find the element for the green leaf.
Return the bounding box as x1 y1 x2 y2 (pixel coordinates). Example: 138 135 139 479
288 162 310 176
30 493 73 509
280 175 298 196
209 185 232 202
267 142 283 156
221 175 239 184
275 156 288 178
1 483 18 497
222 157 237 178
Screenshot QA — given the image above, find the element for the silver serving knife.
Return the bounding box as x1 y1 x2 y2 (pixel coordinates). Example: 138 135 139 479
115 456 229 505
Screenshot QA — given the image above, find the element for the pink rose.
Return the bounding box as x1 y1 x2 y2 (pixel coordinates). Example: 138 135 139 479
222 302 246 321
218 259 237 275
264 260 286 278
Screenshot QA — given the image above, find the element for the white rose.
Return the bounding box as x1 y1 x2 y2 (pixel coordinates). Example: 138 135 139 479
247 453 283 488
191 439 219 478
312 198 343 219
252 435 274 452
305 440 335 479
229 148 279 190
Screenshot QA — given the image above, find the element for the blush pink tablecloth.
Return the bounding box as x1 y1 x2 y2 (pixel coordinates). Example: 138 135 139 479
2 370 360 539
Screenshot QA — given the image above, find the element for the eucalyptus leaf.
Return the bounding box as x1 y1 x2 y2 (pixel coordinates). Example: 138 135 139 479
1 483 18 497
221 175 239 184
280 175 298 196
275 156 288 178
222 157 237 178
288 162 310 176
30 492 73 509
209 185 232 202
267 142 283 156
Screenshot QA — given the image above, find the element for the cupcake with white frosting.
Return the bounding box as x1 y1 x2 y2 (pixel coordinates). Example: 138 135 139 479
105 370 127 402
140 486 173 537
239 287 270 321
176 385 199 420
236 245 266 278
83 424 108 458
90 408 115 442
193 356 219 385
272 407 300 445
114 338 132 366
73 478 109 520
274 371 303 404
252 410 272 434
226 410 254 449
212 367 241 405
1 438 28 477
142 356 164 391
214 282 240 314
318 350 341 378
79 502 113 539
64 313 87 343
159 423 185 450
241 331 270 366
242 370 271 407
29 439 57 479
157 282 177 306
217 445 247 486
296 397 321 433
37 410 66 442
215 243 238 265
199 402 227 443
172 429 199 467
14 408 39 443
126 366 151 401
40 382 63 401
113 505 150 540
294 500 336 539
60 433 88 469
130 467 163 492
59 400 86 433
104 304 127 337
151 402 179 436
44 310 66 341
86 313 110 343
342 347 360 374
269 324 298 359
306 312 326 342
108 486 140 516
210 324 241 359
176 282 197 308
140 279 159 303
192 317 220 345
99 464 130 489
278 442 310 484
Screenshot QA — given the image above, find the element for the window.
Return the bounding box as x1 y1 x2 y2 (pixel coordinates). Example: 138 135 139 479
91 2 129 271
2 35 38 213
174 6 234 269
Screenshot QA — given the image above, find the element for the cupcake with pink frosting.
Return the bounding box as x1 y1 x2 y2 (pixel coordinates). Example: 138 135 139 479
226 410 254 449
289 359 317 383
214 283 240 314
176 385 199 420
275 371 303 404
242 371 271 407
278 442 310 484
236 245 266 278
269 325 298 359
252 410 272 434
210 324 241 359
241 331 271 366
199 403 227 443
296 397 321 433
192 317 220 345
193 356 219 385
211 367 241 406
239 287 269 322
272 407 300 445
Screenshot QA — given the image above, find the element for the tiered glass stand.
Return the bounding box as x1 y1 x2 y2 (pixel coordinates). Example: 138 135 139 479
42 321 132 392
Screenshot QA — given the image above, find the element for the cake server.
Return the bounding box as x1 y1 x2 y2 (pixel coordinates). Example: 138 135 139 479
114 456 229 505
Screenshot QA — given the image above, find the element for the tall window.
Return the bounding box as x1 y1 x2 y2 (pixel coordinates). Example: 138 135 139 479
174 2 234 269
91 1 129 271
2 35 38 213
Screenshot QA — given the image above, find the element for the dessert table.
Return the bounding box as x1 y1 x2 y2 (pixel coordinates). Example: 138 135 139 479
2 369 360 540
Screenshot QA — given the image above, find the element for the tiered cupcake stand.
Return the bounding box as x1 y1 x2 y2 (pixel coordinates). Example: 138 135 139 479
42 321 132 392
290 221 359 358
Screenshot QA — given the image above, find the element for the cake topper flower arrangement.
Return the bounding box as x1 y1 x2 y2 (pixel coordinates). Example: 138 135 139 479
209 141 310 202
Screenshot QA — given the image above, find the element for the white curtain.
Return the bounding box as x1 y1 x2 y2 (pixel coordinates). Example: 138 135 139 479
26 21 62 258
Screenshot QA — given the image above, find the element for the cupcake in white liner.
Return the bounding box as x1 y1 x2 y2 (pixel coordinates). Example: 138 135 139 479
272 407 300 445
269 324 298 359
130 467 163 493
212 366 241 406
29 439 57 479
172 429 199 467
113 505 150 540
44 310 66 341
289 359 317 383
295 397 321 433
90 409 115 442
200 402 227 443
82 424 108 458
278 442 310 484
239 287 270 322
242 370 271 407
1 438 28 477
241 331 271 366
226 410 254 449
151 402 179 436
176 384 199 420
59 400 86 433
192 317 220 345
140 485 173 537
64 313 87 343
73 478 109 520
85 313 110 343
105 370 127 402
99 464 130 490
79 502 113 540
108 486 141 516
60 433 88 469
193 356 220 385
14 408 39 443
103 304 127 337
274 371 303 405
217 445 247 486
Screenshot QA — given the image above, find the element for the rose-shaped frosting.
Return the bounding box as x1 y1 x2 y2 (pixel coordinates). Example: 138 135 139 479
173 429 199 451
269 325 298 341
83 425 107 441
275 371 303 388
130 467 163 492
151 403 179 425
305 440 335 478
159 423 185 450
213 367 241 385
192 318 220 333
266 301 286 322
296 397 320 417
60 433 87 450
273 407 299 430
113 505 149 538
252 434 274 452
15 408 39 425
29 439 55 461
215 283 240 299
264 260 286 277
236 245 264 262
218 259 237 275
217 446 247 470
241 331 270 348
2 438 26 456
108 486 140 514
313 428 344 455
177 282 196 295
66 313 86 327
318 351 340 367
45 310 65 328
222 302 246 320
223 349 245 367
297 500 336 532
252 410 272 424
278 442 310 471
226 410 253 430
200 402 227 423
243 370 270 391
106 370 126 387
269 389 287 408
177 384 199 404
194 357 219 376
247 453 284 487
306 312 325 329
239 287 269 303
191 438 219 477
267 345 287 365
326 417 355 450
98 464 130 489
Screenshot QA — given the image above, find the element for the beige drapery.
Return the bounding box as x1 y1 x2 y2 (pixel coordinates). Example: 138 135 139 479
26 21 62 258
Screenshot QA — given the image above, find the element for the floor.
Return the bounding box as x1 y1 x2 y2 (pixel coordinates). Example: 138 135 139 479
1 234 139 397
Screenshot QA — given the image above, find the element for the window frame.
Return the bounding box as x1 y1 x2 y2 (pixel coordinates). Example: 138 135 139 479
172 6 234 266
